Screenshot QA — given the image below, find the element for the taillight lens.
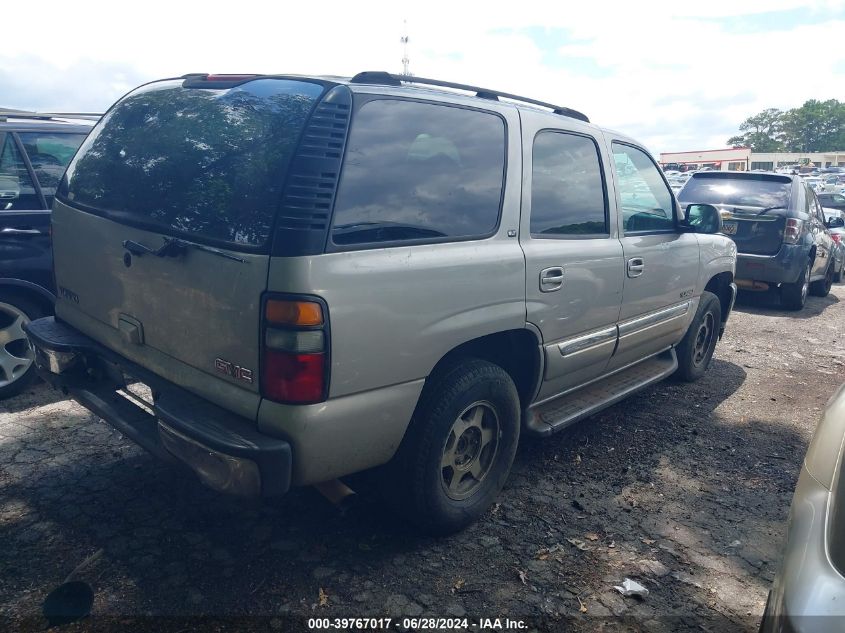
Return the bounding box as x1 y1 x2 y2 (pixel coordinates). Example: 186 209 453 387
261 298 328 404
263 351 325 403
831 233 842 244
783 218 804 244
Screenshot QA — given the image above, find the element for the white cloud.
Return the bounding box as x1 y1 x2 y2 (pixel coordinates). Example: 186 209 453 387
1 0 843 153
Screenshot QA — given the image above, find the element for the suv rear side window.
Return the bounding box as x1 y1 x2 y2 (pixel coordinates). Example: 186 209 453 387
60 78 325 249
0 135 39 210
611 143 675 233
18 132 87 202
330 99 505 247
531 131 607 236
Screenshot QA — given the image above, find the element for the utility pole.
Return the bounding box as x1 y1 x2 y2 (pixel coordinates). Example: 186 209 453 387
401 20 411 76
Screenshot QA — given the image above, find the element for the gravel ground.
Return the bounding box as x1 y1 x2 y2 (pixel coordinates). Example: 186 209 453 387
1 285 844 632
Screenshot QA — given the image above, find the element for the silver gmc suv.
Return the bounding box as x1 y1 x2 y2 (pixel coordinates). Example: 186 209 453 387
26 71 737 534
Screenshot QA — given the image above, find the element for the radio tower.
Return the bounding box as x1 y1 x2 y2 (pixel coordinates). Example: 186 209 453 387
401 20 411 76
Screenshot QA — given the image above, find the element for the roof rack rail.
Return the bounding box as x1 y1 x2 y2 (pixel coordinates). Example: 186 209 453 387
349 71 589 123
0 110 101 122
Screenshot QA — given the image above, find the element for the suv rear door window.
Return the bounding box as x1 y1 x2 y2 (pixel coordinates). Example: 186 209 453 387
0 135 40 210
679 173 792 210
18 132 87 205
60 78 325 249
611 143 675 233
531 131 607 236
330 99 505 247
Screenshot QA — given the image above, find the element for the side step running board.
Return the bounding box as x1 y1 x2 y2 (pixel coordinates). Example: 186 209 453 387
525 349 678 436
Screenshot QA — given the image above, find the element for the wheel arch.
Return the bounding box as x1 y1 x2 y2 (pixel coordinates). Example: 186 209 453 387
0 279 55 315
703 271 734 331
425 328 543 411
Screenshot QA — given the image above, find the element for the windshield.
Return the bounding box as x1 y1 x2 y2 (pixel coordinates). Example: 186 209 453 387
59 78 325 249
679 173 792 209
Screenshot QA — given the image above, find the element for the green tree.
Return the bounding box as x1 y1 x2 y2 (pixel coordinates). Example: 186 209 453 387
726 108 783 151
778 99 845 152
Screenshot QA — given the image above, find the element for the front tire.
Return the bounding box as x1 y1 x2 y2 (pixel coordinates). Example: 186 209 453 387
781 261 811 311
675 291 721 383
383 358 520 535
0 296 43 399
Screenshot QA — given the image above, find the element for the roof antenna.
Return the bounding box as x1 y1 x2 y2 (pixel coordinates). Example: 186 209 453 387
400 20 412 76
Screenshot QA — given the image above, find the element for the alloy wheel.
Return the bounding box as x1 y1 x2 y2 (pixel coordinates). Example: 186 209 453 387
692 312 715 367
801 263 811 303
440 401 500 501
0 302 33 388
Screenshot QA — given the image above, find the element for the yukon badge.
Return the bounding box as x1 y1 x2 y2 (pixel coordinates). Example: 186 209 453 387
214 358 254 384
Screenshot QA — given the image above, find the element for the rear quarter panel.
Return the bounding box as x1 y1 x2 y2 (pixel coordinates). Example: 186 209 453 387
261 103 526 482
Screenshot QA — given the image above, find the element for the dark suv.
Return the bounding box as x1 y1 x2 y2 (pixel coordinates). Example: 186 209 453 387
679 171 835 310
0 111 95 397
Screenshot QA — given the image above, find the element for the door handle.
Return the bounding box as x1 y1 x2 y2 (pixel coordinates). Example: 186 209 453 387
1 227 42 236
540 266 564 292
627 257 645 278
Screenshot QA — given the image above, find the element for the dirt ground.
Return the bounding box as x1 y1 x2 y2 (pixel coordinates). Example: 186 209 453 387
1 285 844 632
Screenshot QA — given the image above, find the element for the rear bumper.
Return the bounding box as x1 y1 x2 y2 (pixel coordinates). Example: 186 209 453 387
760 465 845 633
735 244 808 286
24 316 292 497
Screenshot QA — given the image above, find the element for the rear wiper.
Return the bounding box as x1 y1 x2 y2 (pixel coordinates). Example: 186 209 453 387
755 205 788 216
122 237 247 263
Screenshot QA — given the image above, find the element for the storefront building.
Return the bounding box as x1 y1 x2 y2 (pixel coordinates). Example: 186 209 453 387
659 148 845 172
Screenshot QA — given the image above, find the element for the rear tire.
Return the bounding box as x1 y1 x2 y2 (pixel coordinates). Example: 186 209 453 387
0 295 44 399
675 291 721 382
382 358 520 535
810 261 834 297
781 261 811 310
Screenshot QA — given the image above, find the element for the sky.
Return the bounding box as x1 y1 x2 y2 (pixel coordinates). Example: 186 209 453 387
2 0 844 156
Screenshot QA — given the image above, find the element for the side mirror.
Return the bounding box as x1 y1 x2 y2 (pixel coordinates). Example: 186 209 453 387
682 203 722 234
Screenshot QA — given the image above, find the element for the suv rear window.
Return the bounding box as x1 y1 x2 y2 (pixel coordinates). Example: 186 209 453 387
330 99 505 247
59 78 325 249
679 173 792 209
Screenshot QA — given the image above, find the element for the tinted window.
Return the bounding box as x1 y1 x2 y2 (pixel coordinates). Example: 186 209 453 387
612 143 674 233
820 193 845 206
61 78 324 248
679 173 791 210
18 132 87 202
0 135 40 210
331 99 505 246
531 132 607 236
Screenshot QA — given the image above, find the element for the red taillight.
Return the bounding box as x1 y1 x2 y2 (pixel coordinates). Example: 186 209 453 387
261 297 328 404
783 218 804 244
831 233 842 244
262 350 325 403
